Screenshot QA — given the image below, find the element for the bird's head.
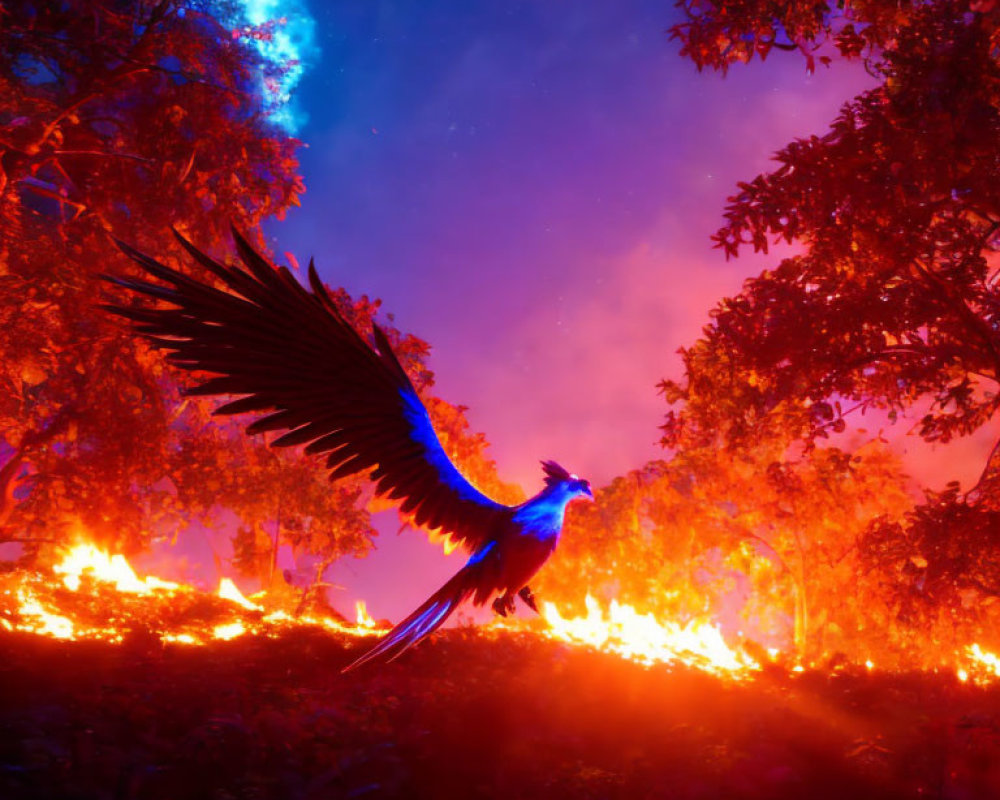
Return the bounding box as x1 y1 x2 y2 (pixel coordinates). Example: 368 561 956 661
541 460 593 502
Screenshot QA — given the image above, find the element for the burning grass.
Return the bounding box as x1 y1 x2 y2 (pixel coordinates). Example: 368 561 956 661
2 624 1000 799
3 543 1000 798
4 542 1000 684
1 543 767 678
0 543 380 647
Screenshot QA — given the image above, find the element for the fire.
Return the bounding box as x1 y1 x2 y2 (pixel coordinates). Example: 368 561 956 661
218 577 262 610
4 542 762 677
355 600 377 629
54 543 181 594
2 542 381 646
4 540 1000 684
528 595 760 677
213 621 248 641
9 590 75 640
958 643 1000 685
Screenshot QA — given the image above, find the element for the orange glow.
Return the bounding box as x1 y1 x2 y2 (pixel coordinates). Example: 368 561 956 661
213 621 248 640
2 542 381 647
525 595 760 677
355 600 377 629
54 543 181 594
958 643 1000 685
218 577 262 611
11 589 76 640
5 540 1000 683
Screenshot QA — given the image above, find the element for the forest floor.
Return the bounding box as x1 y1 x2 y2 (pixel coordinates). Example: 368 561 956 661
1 627 999 800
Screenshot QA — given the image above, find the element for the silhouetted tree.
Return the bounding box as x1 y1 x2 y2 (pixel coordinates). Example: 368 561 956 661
0 2 519 599
666 0 1000 630
1 0 305 552
543 440 910 661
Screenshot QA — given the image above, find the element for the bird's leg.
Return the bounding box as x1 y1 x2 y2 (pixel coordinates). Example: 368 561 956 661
518 585 539 614
492 592 516 617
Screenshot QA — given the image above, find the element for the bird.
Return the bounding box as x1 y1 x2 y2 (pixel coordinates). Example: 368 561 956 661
103 227 593 671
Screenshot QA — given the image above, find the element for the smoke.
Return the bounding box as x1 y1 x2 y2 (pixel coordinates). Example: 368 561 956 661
221 0 321 133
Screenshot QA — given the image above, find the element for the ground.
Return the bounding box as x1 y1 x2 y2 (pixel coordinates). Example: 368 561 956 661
0 628 998 799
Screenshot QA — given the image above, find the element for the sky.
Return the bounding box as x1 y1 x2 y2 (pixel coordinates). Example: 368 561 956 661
267 1 876 484
231 0 979 621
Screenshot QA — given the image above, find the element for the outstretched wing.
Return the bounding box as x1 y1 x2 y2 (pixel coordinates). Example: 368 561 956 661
104 227 509 552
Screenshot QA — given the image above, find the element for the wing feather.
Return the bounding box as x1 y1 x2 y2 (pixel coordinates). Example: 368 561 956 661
105 228 509 551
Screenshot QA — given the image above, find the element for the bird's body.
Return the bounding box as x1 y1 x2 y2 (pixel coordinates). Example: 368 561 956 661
104 228 591 670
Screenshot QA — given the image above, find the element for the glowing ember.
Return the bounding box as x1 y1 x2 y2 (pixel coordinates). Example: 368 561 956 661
530 595 759 677
959 643 1000 685
12 589 76 640
213 621 247 640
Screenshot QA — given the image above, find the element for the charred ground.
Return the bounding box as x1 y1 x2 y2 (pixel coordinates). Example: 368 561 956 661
0 628 997 800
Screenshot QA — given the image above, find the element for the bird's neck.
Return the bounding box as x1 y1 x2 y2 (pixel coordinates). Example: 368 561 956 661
513 485 575 537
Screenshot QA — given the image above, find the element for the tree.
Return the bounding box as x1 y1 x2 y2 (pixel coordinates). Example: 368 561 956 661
0 1 518 609
665 1 1000 627
541 439 911 662
0 0 304 554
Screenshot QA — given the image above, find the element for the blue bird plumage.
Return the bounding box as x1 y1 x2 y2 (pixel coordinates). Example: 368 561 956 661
103 227 592 671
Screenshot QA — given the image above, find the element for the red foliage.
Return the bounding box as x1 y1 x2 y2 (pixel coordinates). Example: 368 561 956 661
0 1 515 591
664 0 1000 632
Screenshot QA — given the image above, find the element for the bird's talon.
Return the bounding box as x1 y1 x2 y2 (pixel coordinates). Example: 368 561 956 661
518 586 539 614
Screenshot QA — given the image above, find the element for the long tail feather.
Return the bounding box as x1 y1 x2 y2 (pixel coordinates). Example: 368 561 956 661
342 566 475 673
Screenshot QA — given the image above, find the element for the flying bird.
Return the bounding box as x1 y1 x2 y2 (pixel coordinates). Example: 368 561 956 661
104 228 592 671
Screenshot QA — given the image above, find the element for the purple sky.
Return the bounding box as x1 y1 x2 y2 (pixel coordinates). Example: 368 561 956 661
256 1 885 620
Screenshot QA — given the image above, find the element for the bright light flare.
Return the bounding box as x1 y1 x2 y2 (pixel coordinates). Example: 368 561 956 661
226 0 320 133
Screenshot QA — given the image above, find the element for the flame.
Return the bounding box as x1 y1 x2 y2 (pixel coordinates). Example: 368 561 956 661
2 542 380 646
213 621 248 640
958 643 1000 685
218 577 262 611
54 543 181 594
12 589 76 639
355 600 376 629
530 595 759 677
4 540 1000 684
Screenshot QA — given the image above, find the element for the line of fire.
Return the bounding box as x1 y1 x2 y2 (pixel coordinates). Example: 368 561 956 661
4 1 1000 799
